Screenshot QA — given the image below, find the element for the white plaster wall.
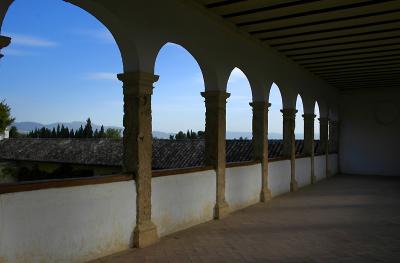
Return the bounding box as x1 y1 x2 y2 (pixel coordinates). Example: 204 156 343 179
226 164 261 211
268 160 291 197
295 157 311 188
340 88 400 176
152 170 216 237
315 155 326 181
0 129 8 140
328 154 338 176
0 180 136 263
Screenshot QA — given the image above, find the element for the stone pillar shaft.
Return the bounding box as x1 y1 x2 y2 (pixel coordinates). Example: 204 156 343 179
118 72 158 248
250 101 271 202
319 117 329 178
329 120 339 153
303 114 317 184
202 91 230 219
319 117 329 153
281 109 298 192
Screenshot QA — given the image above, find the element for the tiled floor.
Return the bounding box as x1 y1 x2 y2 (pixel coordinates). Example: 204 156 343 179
92 175 400 262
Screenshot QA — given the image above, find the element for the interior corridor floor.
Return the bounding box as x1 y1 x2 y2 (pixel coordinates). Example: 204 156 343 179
91 174 400 263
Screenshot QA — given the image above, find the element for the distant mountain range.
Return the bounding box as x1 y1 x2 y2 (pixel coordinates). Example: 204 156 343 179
13 122 292 139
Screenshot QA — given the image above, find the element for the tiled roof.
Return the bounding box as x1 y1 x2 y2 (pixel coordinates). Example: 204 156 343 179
0 138 321 169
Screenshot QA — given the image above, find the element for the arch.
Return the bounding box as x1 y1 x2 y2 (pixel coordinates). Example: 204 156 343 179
266 80 296 109
65 0 138 71
152 40 211 86
226 67 252 137
153 42 205 135
316 98 329 118
295 94 305 139
314 101 321 140
268 82 283 139
300 91 316 115
151 39 228 94
0 0 135 70
0 0 124 129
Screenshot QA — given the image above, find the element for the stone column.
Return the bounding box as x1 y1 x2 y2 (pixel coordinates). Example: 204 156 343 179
329 120 339 153
319 117 329 178
201 91 230 219
281 109 298 192
0 35 11 60
250 101 271 202
303 114 317 184
118 72 159 248
319 117 329 153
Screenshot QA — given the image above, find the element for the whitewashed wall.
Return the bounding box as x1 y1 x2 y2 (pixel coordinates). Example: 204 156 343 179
152 170 216 237
295 157 312 188
340 88 400 176
315 155 327 181
328 154 338 176
0 158 329 263
0 180 136 263
226 164 261 211
0 128 9 141
268 160 291 197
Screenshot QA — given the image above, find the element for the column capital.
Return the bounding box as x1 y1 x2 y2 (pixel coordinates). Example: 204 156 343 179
281 108 298 120
249 101 271 110
318 117 330 122
201 90 230 100
0 35 11 60
302 113 316 120
118 71 159 96
330 120 340 126
0 35 11 49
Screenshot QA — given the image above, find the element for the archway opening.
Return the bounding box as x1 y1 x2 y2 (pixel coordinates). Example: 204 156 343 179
314 102 321 140
0 0 123 183
153 42 205 169
268 83 283 158
226 67 252 139
268 83 283 140
295 94 304 140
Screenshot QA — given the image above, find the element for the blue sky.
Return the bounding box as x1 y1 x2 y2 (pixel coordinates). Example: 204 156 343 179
0 0 319 136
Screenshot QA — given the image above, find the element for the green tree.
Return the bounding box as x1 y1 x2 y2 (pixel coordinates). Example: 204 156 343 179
9 126 19 138
98 125 105 138
56 124 61 137
175 131 186 140
0 100 15 133
51 128 57 138
75 125 84 138
197 131 205 139
83 118 93 138
105 128 121 139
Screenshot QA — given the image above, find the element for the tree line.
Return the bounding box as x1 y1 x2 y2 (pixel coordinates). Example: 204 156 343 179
169 130 205 140
25 118 121 139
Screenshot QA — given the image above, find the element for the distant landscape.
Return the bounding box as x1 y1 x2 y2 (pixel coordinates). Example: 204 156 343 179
13 121 303 139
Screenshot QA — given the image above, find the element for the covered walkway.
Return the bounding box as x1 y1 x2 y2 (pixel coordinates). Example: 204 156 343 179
93 175 400 263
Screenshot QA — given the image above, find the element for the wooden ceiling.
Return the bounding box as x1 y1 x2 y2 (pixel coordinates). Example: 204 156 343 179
194 0 400 91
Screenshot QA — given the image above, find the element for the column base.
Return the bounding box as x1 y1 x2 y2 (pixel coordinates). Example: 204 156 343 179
133 221 159 248
290 180 298 192
260 188 272 202
311 175 317 184
214 201 230 219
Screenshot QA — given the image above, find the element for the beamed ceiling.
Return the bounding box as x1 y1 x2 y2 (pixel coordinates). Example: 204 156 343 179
194 0 400 91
